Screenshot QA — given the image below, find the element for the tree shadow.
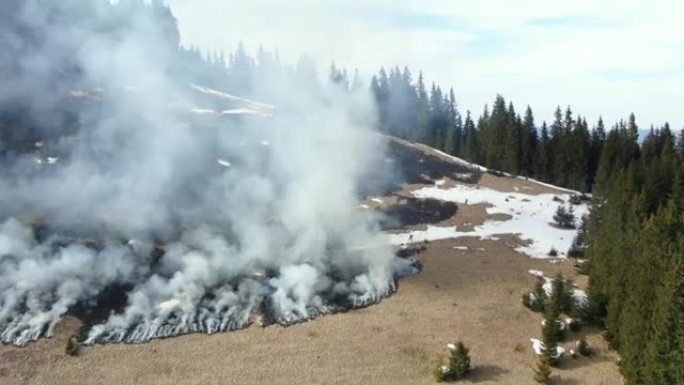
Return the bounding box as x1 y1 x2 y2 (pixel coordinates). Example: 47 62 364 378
557 351 612 371
466 365 510 383
556 328 615 372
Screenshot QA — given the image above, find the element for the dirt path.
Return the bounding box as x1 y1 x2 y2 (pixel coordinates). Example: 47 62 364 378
0 237 621 385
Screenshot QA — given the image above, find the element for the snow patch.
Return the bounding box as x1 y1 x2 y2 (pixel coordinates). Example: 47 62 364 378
573 289 588 307
388 183 589 259
530 338 565 359
528 270 545 278
430 148 488 172
516 175 588 196
454 173 474 180
532 270 589 308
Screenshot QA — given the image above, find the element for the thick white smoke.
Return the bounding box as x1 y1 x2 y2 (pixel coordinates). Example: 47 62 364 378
0 0 413 346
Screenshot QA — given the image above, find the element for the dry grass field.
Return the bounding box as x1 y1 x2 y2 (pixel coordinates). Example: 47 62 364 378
0 237 621 385
0 164 621 385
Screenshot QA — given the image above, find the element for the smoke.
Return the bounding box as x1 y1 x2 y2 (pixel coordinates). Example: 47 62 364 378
0 0 414 346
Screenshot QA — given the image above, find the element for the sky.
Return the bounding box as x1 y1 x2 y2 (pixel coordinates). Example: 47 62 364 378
168 0 684 130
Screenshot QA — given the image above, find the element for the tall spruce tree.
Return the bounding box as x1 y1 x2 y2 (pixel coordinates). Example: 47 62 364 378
416 72 429 143
462 111 480 162
521 106 538 177
536 122 552 181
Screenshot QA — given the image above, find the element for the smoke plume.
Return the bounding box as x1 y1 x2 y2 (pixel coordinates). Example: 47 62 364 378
0 0 412 346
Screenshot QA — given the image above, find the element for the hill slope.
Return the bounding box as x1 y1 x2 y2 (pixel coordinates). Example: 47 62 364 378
0 137 621 385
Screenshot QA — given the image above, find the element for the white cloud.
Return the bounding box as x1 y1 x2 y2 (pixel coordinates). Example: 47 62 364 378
168 0 684 129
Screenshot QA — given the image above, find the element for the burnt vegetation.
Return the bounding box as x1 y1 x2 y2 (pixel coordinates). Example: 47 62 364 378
378 198 457 231
360 138 481 198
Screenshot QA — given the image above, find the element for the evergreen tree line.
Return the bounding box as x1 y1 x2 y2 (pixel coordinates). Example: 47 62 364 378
369 67 684 193
584 124 684 384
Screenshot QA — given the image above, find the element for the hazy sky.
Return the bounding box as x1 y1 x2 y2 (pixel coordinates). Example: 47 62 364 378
168 0 684 130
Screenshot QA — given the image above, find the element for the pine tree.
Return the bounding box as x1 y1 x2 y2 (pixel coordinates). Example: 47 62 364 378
536 122 552 181
533 356 553 385
65 335 79 356
428 84 447 149
577 338 591 356
569 215 588 259
435 341 473 382
570 118 590 191
523 279 547 312
641 260 679 384
503 102 521 174
634 199 683 384
462 111 479 161
588 117 606 190
542 308 562 365
553 205 575 229
370 68 390 132
480 95 509 171
671 259 684 384
449 342 472 379
444 88 462 155
416 72 429 142
521 106 538 177
548 107 563 183
548 273 575 315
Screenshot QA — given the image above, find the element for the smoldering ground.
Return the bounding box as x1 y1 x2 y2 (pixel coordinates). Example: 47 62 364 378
0 0 416 346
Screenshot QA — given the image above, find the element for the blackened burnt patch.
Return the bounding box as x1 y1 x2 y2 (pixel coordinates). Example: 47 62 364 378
360 138 481 197
379 198 458 230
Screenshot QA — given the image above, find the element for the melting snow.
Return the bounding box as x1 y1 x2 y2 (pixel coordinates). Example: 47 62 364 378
515 175 589 196
430 148 488 172
530 270 589 308
530 338 565 359
528 269 545 278
388 183 589 259
573 289 588 307
454 173 474 179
